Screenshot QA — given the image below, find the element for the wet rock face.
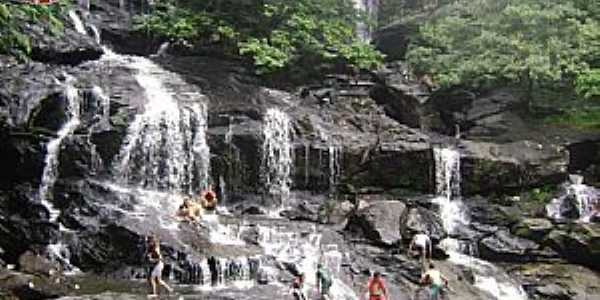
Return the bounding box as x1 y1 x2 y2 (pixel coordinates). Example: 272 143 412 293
345 200 407 246
461 140 568 196
0 191 59 263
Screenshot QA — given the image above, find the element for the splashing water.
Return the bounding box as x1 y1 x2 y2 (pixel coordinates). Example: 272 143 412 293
256 225 357 300
546 174 599 222
262 108 294 209
114 58 211 194
39 81 81 222
46 243 81 275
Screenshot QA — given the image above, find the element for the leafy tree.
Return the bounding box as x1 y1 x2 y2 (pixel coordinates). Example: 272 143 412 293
405 0 600 108
135 0 383 74
576 69 600 100
0 1 69 60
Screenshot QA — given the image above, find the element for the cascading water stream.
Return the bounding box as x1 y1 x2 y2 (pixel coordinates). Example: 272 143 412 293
432 147 465 232
433 147 528 300
68 10 87 35
546 174 599 222
113 58 211 194
38 79 81 222
262 108 294 210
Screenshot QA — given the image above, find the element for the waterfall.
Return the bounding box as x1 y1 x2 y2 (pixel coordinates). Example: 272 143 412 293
353 0 378 42
433 147 528 300
262 108 294 209
114 58 211 194
433 147 465 233
86 86 110 173
38 80 81 222
546 174 599 222
68 10 87 35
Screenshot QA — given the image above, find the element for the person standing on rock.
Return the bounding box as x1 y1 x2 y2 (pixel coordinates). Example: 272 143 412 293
420 263 448 300
409 231 432 269
146 236 173 297
316 263 333 300
365 271 389 300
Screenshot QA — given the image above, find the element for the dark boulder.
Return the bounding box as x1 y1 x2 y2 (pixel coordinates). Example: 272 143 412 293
345 200 407 246
0 134 46 190
400 207 446 243
545 224 600 270
17 251 58 276
532 284 572 300
373 23 417 61
478 230 541 262
512 218 554 242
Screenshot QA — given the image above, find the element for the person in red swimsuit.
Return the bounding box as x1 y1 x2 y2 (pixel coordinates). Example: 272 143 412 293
199 185 218 211
365 271 389 300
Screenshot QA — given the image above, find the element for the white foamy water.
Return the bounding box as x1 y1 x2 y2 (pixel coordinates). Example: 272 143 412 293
68 10 87 35
262 108 294 209
433 147 467 233
113 57 211 194
46 242 81 275
39 81 81 222
256 225 357 300
440 239 528 300
434 147 528 300
546 175 599 222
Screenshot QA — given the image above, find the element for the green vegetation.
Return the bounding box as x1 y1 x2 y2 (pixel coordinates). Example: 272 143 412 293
375 0 600 127
134 0 383 74
546 108 600 129
0 1 70 60
524 186 557 204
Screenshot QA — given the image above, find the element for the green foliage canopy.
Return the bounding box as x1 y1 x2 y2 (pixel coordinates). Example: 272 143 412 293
0 1 69 60
405 0 600 99
135 0 383 74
